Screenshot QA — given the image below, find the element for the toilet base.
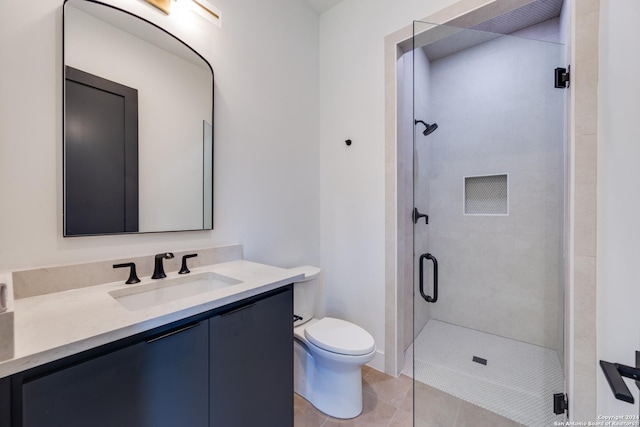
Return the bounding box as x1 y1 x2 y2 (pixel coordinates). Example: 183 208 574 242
293 339 372 419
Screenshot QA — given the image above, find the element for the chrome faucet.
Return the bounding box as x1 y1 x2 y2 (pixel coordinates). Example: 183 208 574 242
152 252 174 279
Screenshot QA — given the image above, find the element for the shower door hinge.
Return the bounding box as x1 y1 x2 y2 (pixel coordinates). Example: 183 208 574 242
555 66 570 88
553 393 569 415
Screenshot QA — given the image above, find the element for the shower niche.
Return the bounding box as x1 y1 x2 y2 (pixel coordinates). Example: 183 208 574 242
463 174 509 216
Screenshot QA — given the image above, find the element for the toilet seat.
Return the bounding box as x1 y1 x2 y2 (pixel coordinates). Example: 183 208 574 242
304 317 375 356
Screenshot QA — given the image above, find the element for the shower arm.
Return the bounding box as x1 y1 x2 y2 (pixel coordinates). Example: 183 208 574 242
414 119 438 136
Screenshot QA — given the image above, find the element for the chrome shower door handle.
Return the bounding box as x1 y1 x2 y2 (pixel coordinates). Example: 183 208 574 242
419 253 438 303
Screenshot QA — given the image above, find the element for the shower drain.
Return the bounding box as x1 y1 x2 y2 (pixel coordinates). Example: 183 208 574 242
472 356 488 365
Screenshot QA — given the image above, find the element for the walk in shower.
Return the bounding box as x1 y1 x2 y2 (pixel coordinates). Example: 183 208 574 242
399 7 569 426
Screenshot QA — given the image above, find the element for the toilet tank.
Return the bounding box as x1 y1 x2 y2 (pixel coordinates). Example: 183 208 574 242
288 266 321 326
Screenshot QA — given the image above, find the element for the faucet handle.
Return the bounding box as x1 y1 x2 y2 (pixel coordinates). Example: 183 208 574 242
113 263 141 284
179 254 198 274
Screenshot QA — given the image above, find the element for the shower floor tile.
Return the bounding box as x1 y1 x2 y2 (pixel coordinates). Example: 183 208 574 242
403 319 564 427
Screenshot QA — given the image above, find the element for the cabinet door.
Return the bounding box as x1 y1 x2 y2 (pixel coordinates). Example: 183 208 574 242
0 376 9 427
22 321 208 427
209 288 293 427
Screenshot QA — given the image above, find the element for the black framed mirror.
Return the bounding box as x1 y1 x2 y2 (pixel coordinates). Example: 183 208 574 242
63 0 213 236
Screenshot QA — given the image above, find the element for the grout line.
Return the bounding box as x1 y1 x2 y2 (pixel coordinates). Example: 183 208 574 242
386 408 399 427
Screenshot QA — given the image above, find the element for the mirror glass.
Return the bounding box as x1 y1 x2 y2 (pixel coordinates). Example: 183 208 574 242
63 0 213 236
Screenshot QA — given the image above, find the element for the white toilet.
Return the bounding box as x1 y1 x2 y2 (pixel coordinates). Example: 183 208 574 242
290 266 376 419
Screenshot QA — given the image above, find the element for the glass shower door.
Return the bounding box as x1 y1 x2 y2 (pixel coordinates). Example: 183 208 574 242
410 20 567 427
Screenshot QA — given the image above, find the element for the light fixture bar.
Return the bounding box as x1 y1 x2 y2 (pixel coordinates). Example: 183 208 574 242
144 0 171 15
192 0 220 20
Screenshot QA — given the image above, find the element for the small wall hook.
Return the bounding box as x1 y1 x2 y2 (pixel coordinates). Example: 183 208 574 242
345 139 352 146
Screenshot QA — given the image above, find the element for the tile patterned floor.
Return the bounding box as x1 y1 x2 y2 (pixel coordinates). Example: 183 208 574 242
294 365 526 427
404 320 564 427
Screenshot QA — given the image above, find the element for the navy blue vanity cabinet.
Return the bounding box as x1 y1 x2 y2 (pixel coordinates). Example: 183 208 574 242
0 376 10 427
11 285 293 427
209 286 293 427
21 321 209 427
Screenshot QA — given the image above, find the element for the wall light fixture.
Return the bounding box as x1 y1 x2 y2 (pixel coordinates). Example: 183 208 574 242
144 0 172 15
192 0 221 26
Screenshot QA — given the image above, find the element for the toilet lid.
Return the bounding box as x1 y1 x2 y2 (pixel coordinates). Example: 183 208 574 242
304 317 375 356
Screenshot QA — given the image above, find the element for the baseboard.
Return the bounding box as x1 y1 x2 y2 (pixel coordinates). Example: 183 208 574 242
366 349 385 373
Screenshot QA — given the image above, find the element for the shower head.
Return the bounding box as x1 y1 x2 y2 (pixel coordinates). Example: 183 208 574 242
415 120 438 136
423 123 438 136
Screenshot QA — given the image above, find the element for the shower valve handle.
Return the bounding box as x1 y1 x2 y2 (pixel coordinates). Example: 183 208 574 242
413 207 428 225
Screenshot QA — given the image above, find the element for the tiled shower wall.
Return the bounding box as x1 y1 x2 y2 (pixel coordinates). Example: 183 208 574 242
396 19 566 351
423 30 566 349
407 47 433 352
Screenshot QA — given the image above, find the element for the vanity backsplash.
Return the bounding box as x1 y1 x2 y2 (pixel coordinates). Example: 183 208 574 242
0 272 14 361
11 245 243 299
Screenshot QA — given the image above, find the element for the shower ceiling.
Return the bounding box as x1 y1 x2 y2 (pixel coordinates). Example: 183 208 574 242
422 0 564 61
471 0 564 34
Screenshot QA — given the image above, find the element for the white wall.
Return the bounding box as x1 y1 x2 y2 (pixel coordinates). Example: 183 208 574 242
318 0 460 368
0 0 320 271
597 0 640 417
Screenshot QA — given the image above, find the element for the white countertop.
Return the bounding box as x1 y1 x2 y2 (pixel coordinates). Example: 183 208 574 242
0 260 302 379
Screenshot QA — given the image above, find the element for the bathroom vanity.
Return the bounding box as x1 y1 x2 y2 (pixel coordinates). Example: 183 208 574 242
0 260 300 427
0 0 299 423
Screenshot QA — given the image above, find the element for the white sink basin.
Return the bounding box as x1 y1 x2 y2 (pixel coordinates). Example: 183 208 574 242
109 272 242 311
